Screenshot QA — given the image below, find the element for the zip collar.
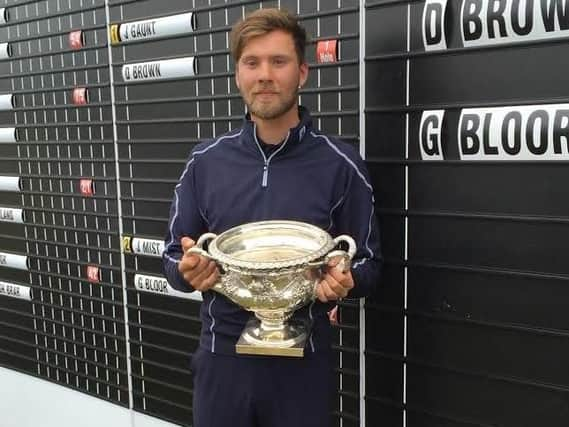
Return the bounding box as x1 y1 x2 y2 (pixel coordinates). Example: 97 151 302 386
254 125 290 187
241 105 312 153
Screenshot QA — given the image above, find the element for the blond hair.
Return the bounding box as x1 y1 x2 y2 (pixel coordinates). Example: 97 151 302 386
230 8 307 64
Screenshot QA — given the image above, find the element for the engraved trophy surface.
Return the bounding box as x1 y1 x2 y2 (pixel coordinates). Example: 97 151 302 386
187 220 356 357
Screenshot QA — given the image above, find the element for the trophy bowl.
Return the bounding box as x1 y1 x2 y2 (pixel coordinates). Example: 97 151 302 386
187 220 356 357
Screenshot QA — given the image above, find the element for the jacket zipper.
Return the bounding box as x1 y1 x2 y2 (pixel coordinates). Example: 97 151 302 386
253 124 291 188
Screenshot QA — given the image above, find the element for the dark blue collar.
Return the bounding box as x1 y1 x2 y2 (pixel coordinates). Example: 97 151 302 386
242 105 313 148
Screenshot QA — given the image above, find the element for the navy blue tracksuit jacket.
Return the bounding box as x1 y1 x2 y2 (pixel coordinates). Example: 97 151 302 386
162 106 382 356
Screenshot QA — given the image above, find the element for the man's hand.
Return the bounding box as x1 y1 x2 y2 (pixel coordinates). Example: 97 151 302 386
314 258 354 302
178 237 220 292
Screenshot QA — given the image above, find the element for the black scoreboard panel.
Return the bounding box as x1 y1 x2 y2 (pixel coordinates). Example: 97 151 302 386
1 0 568 426
0 0 129 406
0 0 364 426
108 0 363 424
365 1 569 427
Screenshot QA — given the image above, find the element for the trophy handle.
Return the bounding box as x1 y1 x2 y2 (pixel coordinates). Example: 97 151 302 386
186 232 217 261
185 233 227 290
323 235 356 273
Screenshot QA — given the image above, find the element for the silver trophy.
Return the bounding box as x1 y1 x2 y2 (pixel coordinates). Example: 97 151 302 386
187 220 356 357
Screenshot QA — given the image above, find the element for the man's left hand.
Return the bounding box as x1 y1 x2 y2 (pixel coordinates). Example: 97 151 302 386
315 259 354 302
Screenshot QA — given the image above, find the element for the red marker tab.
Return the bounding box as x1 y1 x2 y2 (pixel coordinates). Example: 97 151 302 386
316 39 338 64
87 266 100 283
79 179 94 196
69 30 84 50
72 87 88 105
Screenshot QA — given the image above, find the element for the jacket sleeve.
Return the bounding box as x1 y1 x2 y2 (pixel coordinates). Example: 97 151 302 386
161 154 207 292
333 153 382 298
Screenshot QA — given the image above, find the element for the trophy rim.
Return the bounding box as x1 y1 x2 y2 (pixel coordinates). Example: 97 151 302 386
208 220 335 271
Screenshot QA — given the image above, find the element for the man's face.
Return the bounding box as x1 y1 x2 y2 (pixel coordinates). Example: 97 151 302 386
235 30 308 121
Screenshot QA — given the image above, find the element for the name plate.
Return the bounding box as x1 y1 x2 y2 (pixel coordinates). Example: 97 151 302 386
134 274 202 302
0 94 14 110
0 176 21 192
0 43 11 60
0 252 28 271
0 207 24 223
422 0 448 51
0 127 17 142
123 236 164 257
122 56 197 82
0 281 31 301
111 12 196 45
0 8 8 25
419 110 446 160
458 103 569 161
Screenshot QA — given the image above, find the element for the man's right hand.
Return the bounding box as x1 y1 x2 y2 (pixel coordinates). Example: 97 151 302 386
178 236 220 292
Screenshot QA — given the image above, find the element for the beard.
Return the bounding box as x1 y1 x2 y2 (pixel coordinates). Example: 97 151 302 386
243 85 299 120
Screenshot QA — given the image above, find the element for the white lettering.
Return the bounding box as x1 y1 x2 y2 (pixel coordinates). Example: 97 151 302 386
319 52 335 63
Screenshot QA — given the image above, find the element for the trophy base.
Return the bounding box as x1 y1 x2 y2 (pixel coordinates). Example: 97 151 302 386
235 318 309 357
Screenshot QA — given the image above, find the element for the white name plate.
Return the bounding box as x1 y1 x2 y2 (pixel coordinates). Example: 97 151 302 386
0 176 21 192
458 103 569 160
122 56 197 82
0 43 11 60
113 12 196 45
0 280 31 301
422 0 448 51
0 8 7 25
124 236 164 257
0 94 14 110
134 274 203 302
0 127 17 142
461 0 569 48
0 252 28 271
0 207 24 223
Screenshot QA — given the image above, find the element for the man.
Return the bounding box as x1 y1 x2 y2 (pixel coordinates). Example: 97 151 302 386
162 8 381 427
